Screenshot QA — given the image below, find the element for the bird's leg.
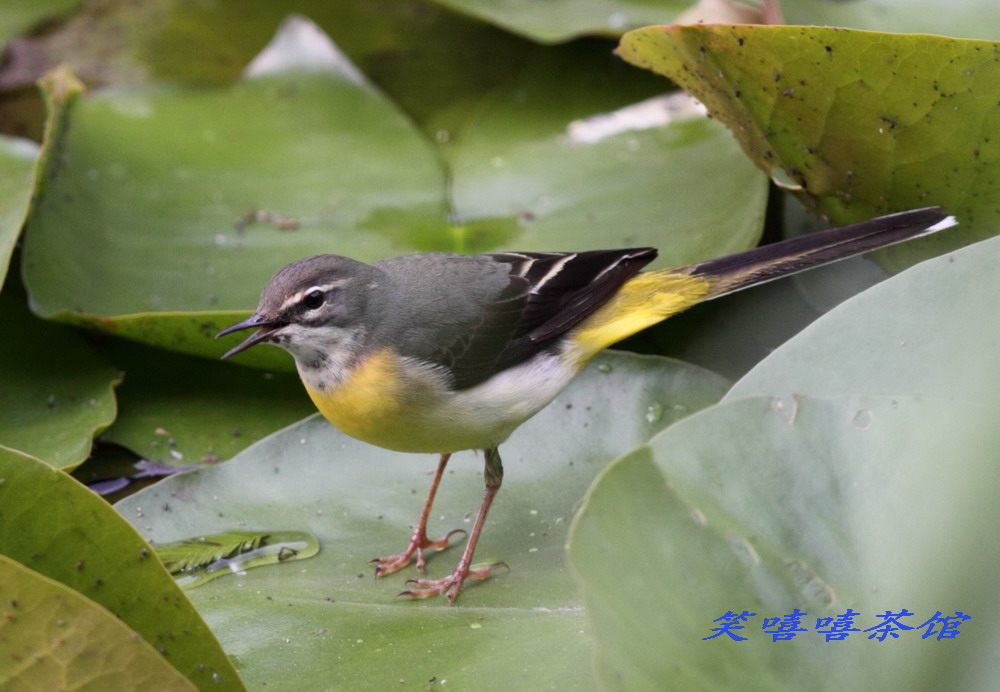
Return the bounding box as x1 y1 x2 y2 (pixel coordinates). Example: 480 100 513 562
397 446 507 603
371 453 466 577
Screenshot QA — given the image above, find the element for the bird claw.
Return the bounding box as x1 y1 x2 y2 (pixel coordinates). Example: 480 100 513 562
370 528 467 577
395 561 508 604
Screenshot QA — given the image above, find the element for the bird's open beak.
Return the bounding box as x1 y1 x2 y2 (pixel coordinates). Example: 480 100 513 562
215 314 285 359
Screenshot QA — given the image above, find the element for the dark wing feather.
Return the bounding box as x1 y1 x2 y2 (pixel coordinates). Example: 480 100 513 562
435 248 656 389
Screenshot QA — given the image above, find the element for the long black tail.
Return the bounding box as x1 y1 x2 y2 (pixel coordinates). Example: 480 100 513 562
688 207 955 298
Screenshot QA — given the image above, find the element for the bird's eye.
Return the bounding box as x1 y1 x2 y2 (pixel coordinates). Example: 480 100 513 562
301 289 325 310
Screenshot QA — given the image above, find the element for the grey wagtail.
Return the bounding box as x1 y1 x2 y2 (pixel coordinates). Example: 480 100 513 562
217 207 954 602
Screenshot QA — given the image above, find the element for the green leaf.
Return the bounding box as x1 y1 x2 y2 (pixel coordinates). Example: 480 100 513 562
782 0 1000 42
0 446 244 690
617 25 1000 270
727 233 1000 400
0 290 121 470
113 351 729 689
142 1 535 129
0 554 195 691
158 532 268 575
445 48 768 261
429 0 695 44
0 66 74 269
100 340 313 463
23 65 448 318
156 530 319 589
0 135 36 287
569 394 1000 689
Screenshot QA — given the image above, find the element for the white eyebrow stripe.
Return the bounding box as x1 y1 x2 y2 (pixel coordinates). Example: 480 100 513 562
279 280 349 312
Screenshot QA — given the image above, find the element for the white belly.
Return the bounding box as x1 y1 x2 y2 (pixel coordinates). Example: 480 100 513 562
418 352 579 452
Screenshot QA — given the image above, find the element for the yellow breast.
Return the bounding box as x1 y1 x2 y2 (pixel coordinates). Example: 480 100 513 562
302 348 417 450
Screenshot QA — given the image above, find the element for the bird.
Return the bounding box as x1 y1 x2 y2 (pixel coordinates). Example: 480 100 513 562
216 207 954 602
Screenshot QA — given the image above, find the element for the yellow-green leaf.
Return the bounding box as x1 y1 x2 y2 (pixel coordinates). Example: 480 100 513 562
0 554 195 691
618 25 1000 270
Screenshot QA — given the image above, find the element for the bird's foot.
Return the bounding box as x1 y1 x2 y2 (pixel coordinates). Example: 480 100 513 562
370 528 466 577
396 561 508 604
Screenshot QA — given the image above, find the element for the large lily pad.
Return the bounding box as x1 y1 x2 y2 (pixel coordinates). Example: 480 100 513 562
0 554 195 691
727 233 1000 399
0 290 121 470
617 25 1000 270
113 351 729 689
569 394 999 689
0 446 243 689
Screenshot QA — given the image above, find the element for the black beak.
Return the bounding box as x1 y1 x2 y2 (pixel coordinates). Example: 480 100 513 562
215 314 285 359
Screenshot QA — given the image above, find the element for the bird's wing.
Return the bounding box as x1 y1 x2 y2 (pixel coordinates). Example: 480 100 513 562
430 248 657 389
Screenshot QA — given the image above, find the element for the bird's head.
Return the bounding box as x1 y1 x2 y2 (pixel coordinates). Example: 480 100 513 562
216 254 380 365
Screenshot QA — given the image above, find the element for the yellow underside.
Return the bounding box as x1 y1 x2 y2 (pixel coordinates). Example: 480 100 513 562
304 269 716 452
304 348 415 450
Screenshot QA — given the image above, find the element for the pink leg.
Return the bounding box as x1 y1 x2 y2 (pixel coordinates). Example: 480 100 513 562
397 447 507 603
371 453 465 577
